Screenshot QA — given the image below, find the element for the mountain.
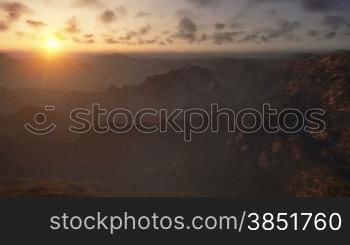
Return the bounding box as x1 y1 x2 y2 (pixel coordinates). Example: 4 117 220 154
224 52 350 197
107 66 234 110
0 54 281 96
0 51 350 197
0 66 234 113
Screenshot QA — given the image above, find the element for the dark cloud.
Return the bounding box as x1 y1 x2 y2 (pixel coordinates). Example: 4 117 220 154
105 37 119 44
0 2 31 20
73 34 95 44
118 25 152 42
99 6 127 23
139 24 152 35
74 0 104 8
64 17 81 34
255 0 349 13
173 17 198 42
145 37 159 44
187 0 219 8
238 33 259 43
260 35 269 42
135 11 152 18
301 0 333 12
178 18 198 33
265 19 302 39
0 21 9 31
322 16 346 30
307 30 319 37
119 31 137 41
301 0 350 12
165 37 174 44
199 33 208 42
214 23 226 31
324 32 337 39
99 10 116 23
0 2 31 32
26 19 46 28
212 31 242 45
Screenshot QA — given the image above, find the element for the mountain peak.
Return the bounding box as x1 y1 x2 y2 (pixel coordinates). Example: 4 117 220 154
143 65 221 95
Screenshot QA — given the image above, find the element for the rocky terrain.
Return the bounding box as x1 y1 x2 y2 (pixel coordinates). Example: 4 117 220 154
0 51 350 197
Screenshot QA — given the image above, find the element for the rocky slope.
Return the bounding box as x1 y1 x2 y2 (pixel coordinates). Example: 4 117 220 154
226 51 350 197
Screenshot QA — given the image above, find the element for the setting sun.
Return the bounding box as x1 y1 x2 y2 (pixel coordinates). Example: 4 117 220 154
47 38 60 50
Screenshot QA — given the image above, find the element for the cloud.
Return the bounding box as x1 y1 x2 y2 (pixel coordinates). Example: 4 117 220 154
99 10 116 23
165 37 174 44
307 30 319 37
301 0 350 12
14 31 38 40
0 21 9 31
178 17 198 33
145 37 160 44
238 33 259 43
116 24 152 42
187 0 220 8
324 31 337 39
212 31 242 45
26 19 46 28
139 24 152 35
322 16 346 30
105 37 119 44
73 34 95 44
63 17 81 34
135 11 152 18
173 17 198 42
265 19 302 39
115 6 127 18
301 0 332 12
74 0 104 8
214 23 226 31
0 2 31 21
99 6 127 23
0 2 31 31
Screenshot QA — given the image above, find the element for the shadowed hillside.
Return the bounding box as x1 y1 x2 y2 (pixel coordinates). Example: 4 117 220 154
0 52 350 197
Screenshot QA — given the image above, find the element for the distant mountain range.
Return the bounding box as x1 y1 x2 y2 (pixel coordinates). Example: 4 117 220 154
0 53 282 104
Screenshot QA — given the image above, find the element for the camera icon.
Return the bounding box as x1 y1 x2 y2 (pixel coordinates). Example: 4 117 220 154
24 106 57 135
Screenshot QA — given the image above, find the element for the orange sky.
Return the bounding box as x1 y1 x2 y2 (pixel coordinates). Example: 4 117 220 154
0 0 349 54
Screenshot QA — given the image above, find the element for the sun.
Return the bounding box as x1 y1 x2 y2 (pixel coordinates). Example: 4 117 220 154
43 37 62 57
47 38 60 50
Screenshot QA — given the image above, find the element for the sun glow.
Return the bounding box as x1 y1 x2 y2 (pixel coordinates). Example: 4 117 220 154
47 38 60 50
42 37 63 58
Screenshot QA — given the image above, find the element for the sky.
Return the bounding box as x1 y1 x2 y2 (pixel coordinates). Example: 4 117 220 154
0 0 350 54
